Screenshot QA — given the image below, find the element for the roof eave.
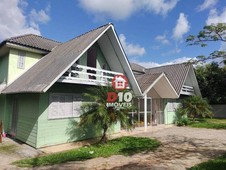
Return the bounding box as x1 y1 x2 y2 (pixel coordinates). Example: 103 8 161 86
6 42 49 54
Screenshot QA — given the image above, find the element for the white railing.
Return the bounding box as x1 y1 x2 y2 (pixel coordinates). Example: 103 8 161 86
181 85 194 95
57 64 123 86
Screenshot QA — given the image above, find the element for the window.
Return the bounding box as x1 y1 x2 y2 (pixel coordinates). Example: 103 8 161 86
48 93 82 119
17 51 26 69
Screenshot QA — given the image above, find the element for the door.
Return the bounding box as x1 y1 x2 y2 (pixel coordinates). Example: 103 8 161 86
152 99 164 124
87 47 97 79
11 96 18 137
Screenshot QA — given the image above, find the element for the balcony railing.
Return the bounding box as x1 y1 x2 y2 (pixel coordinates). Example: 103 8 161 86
181 85 194 95
57 64 124 86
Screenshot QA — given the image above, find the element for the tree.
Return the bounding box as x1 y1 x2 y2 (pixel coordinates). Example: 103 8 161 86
179 96 213 121
186 23 226 64
79 85 134 143
195 62 226 104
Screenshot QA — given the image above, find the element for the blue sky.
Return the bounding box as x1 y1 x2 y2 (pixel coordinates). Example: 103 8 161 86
0 0 226 67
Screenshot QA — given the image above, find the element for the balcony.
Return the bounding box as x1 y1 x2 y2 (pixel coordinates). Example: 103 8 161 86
181 85 194 95
57 64 124 86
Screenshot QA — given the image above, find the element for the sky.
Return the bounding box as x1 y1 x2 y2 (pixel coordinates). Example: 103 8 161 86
0 0 226 68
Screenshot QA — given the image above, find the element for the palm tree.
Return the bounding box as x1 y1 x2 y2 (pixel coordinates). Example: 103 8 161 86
180 96 213 121
79 85 134 143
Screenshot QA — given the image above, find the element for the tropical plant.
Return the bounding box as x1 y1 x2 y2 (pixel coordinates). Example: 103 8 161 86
174 105 189 126
79 85 134 143
179 96 213 121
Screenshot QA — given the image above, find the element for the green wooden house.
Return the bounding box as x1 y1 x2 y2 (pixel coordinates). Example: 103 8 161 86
0 23 142 148
0 23 201 148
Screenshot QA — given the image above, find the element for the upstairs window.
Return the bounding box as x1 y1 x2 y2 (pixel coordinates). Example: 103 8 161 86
17 51 26 69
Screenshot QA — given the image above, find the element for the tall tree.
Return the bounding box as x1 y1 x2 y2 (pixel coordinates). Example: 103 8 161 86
195 62 226 104
79 85 134 143
186 23 226 64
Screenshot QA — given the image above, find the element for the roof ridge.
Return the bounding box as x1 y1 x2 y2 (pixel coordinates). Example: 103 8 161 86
65 23 112 44
146 62 189 70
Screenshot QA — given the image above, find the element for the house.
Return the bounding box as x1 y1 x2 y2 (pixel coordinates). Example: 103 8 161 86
0 23 142 148
130 62 201 127
0 23 201 148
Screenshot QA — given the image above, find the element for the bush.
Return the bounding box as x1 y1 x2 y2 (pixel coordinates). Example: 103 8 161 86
174 105 189 126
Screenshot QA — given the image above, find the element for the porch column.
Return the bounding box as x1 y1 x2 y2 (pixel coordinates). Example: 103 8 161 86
144 94 147 131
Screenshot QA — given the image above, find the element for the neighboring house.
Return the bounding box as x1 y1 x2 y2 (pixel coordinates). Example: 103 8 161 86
130 63 201 126
0 23 141 148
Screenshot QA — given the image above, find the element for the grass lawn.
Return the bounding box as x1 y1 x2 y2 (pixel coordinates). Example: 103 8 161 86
189 153 226 170
13 136 160 167
188 118 226 129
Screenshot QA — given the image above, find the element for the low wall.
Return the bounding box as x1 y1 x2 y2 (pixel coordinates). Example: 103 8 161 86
212 105 226 118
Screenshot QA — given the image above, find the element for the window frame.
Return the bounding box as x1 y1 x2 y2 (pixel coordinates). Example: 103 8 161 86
48 93 83 120
17 51 26 69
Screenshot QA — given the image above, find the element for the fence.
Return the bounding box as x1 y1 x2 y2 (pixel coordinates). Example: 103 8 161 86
212 105 226 118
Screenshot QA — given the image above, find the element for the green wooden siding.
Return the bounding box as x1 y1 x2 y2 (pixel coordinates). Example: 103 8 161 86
164 99 181 124
0 95 13 133
78 43 110 80
7 49 42 83
16 94 39 147
0 54 8 84
36 83 120 148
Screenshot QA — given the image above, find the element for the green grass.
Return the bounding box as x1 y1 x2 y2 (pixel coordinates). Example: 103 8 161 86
189 153 226 170
0 144 18 154
13 136 160 167
187 118 226 129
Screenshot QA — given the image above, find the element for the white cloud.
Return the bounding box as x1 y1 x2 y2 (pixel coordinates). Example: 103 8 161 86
144 0 179 16
131 57 192 68
78 0 179 20
29 5 51 29
161 46 181 56
206 8 226 25
119 34 146 57
172 13 190 41
155 34 170 45
197 0 218 11
0 0 50 41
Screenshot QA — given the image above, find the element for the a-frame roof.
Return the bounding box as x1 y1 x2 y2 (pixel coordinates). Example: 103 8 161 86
145 63 191 95
131 63 193 96
2 24 142 96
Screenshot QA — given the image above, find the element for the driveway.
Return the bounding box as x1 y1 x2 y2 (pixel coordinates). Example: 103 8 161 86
2 126 226 170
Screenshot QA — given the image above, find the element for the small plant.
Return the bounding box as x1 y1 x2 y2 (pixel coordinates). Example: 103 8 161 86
180 96 213 121
174 105 189 126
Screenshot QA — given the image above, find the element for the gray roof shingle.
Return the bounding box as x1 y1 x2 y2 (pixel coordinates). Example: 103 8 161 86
130 63 146 73
2 24 111 94
145 63 190 94
135 73 162 93
2 34 61 51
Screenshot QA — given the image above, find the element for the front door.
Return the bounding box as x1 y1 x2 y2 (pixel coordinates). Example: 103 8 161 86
152 99 164 124
11 96 18 137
